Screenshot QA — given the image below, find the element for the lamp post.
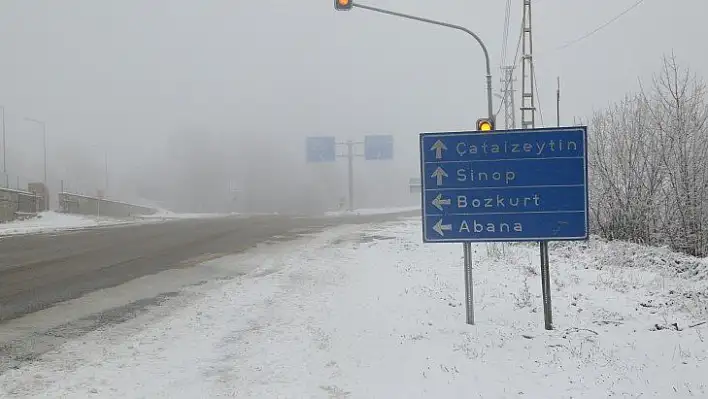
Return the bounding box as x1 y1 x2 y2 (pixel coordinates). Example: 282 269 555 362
24 117 47 186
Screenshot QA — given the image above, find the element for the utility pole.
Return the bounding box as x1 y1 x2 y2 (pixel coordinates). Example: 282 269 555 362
500 66 517 129
520 0 535 130
520 0 552 331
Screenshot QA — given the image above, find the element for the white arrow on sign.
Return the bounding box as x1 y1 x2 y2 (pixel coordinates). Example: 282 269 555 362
430 140 448 160
430 166 448 186
432 193 451 211
433 219 452 236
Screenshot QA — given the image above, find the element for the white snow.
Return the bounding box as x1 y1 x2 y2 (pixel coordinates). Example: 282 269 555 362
0 211 135 236
134 208 231 220
1 219 707 398
324 205 420 217
0 209 235 237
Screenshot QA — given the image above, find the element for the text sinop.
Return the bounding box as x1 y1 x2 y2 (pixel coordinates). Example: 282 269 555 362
457 169 516 185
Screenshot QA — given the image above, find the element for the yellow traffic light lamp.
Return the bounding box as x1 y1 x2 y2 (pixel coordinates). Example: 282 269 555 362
335 0 353 11
476 118 494 132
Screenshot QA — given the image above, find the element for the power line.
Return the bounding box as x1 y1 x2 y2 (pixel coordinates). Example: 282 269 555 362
500 0 512 66
556 0 645 51
533 67 544 126
495 21 523 118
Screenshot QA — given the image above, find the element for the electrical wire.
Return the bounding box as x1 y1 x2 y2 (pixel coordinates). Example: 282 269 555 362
555 0 645 51
532 67 544 126
494 21 523 119
499 0 512 67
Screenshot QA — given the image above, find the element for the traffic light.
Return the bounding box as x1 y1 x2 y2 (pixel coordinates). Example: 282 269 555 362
335 0 352 10
334 0 353 11
476 118 494 132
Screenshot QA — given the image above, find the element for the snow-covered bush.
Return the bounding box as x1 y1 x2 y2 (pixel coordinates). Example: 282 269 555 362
590 54 708 256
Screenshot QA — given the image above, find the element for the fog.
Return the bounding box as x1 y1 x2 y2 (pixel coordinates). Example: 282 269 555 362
0 0 705 213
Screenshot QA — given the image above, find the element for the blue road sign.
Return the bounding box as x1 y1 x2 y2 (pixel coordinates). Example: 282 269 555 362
364 135 394 160
419 126 589 243
306 136 336 162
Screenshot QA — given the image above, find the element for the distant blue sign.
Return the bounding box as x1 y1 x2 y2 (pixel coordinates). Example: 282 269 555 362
419 126 589 243
364 135 393 160
306 136 336 162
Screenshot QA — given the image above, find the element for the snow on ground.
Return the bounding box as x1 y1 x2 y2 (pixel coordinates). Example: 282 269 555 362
1 219 707 398
0 208 235 237
0 211 136 236
134 208 232 220
324 205 420 217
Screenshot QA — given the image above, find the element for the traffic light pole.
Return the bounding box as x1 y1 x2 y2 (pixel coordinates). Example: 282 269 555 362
351 2 494 122
349 1 494 326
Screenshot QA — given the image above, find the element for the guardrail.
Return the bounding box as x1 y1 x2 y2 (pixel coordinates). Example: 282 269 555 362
0 187 44 223
58 192 157 219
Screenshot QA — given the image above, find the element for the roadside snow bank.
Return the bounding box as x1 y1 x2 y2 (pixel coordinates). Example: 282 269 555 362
134 209 231 220
1 220 706 398
324 205 419 217
0 211 134 236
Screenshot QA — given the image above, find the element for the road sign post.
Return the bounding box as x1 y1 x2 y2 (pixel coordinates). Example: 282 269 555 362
420 126 589 326
307 135 394 211
346 140 355 211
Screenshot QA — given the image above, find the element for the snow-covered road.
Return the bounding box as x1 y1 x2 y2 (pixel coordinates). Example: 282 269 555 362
1 218 706 398
0 211 140 236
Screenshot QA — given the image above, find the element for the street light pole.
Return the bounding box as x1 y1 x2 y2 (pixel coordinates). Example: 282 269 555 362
351 2 494 121
104 150 108 194
1 106 6 176
24 117 47 186
348 2 494 325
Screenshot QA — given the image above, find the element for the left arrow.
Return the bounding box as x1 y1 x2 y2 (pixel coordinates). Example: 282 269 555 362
431 193 451 211
430 166 448 186
433 219 453 236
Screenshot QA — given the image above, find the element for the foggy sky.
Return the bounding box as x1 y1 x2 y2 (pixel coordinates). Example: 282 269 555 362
0 0 703 210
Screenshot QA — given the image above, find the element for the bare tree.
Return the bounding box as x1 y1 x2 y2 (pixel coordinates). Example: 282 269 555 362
589 93 663 243
589 54 708 256
641 54 708 255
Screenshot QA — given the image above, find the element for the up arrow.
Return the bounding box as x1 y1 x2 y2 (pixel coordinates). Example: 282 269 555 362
433 219 452 236
431 193 451 211
430 140 447 160
430 166 448 186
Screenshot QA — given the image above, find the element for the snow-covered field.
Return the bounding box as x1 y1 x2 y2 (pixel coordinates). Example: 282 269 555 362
0 211 137 236
1 218 707 398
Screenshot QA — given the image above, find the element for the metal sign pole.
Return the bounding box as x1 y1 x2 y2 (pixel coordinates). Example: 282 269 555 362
463 242 474 324
346 141 355 211
540 241 552 329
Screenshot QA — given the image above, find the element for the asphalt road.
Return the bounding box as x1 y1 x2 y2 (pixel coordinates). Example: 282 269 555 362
0 211 417 323
0 211 418 373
